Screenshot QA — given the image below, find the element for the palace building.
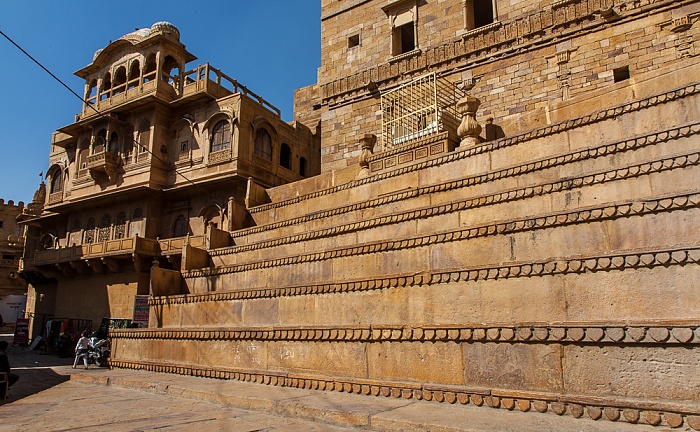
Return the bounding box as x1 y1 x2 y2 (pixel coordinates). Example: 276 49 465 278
20 21 319 334
22 1 700 429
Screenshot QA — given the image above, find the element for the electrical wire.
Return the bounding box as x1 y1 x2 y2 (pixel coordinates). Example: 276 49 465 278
0 28 218 201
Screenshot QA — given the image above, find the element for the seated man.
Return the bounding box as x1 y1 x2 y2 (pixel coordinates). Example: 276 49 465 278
0 340 19 398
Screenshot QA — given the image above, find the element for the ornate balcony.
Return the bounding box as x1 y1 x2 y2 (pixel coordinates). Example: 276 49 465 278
47 192 63 205
87 151 120 182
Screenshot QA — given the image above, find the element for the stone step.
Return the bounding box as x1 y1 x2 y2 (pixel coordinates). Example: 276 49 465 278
227 117 699 262
70 369 674 431
239 84 700 244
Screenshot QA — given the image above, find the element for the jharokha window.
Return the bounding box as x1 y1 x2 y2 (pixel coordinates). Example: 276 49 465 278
210 120 231 153
254 128 272 161
50 170 63 193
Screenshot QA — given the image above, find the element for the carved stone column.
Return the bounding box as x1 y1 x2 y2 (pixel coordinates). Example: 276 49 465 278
456 96 482 149
356 134 377 179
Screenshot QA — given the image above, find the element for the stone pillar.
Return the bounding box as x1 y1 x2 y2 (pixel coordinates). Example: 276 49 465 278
356 134 377 179
456 96 482 149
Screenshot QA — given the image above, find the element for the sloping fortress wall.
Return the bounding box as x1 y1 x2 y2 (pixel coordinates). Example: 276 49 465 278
106 0 699 429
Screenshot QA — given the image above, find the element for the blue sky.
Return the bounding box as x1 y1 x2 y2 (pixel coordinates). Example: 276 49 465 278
0 1 321 205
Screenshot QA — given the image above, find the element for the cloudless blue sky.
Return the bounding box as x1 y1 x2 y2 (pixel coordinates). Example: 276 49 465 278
0 1 321 205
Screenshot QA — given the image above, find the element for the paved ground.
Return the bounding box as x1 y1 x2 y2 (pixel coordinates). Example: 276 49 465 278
0 329 667 431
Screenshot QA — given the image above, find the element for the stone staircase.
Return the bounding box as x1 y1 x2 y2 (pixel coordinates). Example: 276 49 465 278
110 71 700 430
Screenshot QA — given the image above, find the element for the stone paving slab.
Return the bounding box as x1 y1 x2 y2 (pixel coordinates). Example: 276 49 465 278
69 368 666 432
0 333 674 431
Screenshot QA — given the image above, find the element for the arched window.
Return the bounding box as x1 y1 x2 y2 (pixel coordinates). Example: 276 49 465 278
139 120 151 153
108 132 120 154
122 134 133 163
97 214 112 242
84 217 96 244
144 54 156 82
162 55 179 86
254 128 272 161
86 79 97 104
280 143 291 169
79 138 90 169
114 211 126 239
173 215 188 237
50 169 63 193
94 129 107 154
113 66 126 94
133 207 143 220
210 120 231 153
300 157 307 177
128 60 140 89
100 72 111 100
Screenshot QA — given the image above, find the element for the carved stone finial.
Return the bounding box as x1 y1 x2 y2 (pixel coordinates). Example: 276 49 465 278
356 134 377 179
456 96 482 149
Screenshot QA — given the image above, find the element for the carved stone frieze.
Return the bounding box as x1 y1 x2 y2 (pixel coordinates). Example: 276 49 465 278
171 245 700 301
196 189 700 277
221 133 700 259
112 321 700 345
250 82 700 215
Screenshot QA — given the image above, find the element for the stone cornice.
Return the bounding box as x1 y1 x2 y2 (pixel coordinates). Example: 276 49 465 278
187 190 700 278
218 127 699 257
249 82 700 215
108 358 700 429
172 244 700 301
112 320 700 345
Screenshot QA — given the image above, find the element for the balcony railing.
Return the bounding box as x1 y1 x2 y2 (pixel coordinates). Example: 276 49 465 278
31 236 158 266
158 235 204 254
30 235 204 266
79 64 281 121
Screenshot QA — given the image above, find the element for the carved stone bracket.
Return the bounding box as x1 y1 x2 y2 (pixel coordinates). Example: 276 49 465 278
101 257 122 273
356 134 377 180
456 96 482 149
69 260 90 276
86 258 104 274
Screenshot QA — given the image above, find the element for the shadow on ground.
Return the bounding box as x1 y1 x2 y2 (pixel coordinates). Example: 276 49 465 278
1 331 73 405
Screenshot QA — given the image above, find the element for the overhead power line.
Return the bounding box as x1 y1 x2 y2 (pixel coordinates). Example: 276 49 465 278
0 28 216 201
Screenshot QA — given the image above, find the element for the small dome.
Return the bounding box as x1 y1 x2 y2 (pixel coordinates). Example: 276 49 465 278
92 48 103 61
151 21 180 40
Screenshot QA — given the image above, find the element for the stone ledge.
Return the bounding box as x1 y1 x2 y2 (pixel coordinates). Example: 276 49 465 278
112 319 700 345
188 191 700 277
165 245 699 305
248 82 700 216
218 129 699 257
102 362 700 430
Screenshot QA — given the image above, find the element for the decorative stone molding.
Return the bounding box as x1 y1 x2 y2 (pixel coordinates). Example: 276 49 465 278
208 149 231 165
217 136 700 259
193 190 699 278
112 319 700 345
108 358 700 430
169 245 699 302
250 82 700 215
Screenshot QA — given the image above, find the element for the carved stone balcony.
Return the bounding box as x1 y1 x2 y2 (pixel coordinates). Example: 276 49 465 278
87 151 120 182
47 192 63 205
29 236 159 278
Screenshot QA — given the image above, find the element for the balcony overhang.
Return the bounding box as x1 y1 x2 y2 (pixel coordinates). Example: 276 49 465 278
87 151 120 183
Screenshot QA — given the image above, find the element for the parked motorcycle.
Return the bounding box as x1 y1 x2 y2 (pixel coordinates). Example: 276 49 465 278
88 336 110 367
